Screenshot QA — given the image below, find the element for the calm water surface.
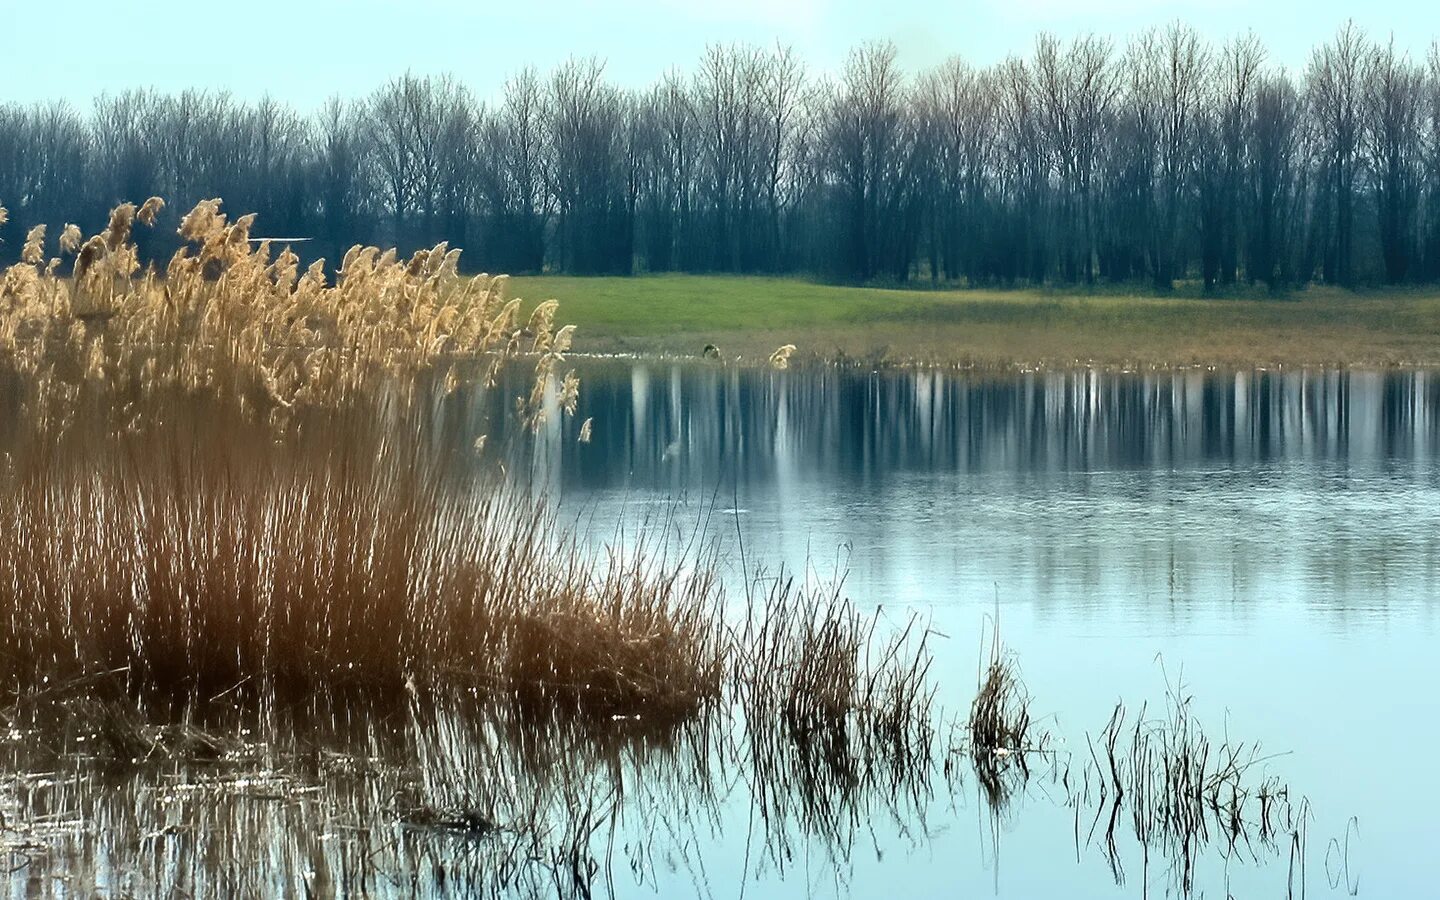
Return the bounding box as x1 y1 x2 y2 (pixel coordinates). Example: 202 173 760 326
524 363 1440 898
8 364 1437 898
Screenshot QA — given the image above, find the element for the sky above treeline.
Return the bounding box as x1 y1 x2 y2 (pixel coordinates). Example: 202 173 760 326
4 0 1436 109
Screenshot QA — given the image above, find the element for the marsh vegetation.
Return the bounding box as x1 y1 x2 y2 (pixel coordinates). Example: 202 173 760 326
0 200 1357 896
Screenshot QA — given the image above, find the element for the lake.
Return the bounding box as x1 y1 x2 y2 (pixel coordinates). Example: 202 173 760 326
6 362 1435 898
522 362 1437 898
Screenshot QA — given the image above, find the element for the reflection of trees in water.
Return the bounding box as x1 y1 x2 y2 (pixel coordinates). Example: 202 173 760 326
503 364 1440 613
528 365 1440 484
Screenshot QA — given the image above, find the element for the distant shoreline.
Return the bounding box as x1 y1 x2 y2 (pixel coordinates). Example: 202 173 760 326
512 273 1440 371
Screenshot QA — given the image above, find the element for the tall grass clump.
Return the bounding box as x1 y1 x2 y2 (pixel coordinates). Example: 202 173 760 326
733 572 937 856
736 572 935 756
967 617 1034 757
0 198 716 725
0 413 725 719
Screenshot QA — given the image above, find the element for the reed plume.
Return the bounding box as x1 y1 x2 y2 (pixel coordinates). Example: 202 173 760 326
20 224 45 265
137 195 166 226
59 223 83 254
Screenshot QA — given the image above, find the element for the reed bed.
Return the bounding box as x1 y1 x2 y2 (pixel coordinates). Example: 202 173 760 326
0 414 724 720
0 197 932 737
0 198 720 726
967 616 1035 756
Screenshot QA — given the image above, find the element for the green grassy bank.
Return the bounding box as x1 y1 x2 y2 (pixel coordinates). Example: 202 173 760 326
511 274 1440 369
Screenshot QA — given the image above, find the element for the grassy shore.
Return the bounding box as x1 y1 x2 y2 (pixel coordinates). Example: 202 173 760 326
512 274 1440 369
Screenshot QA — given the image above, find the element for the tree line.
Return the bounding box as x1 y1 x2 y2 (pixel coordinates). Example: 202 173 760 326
3 23 1439 291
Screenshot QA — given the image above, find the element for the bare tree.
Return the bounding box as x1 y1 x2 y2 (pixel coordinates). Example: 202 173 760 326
1125 24 1209 289
993 57 1049 282
760 44 806 271
1307 23 1369 285
1213 34 1265 285
546 58 629 273
1248 73 1305 288
315 97 372 263
369 73 474 248
1426 43 1440 279
918 58 996 283
1035 33 1119 283
821 42 918 280
1365 40 1426 282
92 90 165 209
493 68 549 271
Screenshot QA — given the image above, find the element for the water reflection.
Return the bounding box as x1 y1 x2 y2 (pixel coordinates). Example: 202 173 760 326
529 367 1438 483
505 363 1437 897
2 680 1314 899
9 364 1436 897
512 366 1440 615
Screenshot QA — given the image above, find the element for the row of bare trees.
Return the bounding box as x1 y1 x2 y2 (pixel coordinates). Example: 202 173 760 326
3 24 1439 289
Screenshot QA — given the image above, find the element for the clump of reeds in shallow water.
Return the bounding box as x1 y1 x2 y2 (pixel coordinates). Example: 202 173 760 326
0 198 726 724
0 397 728 723
961 613 1041 811
732 571 938 859
967 617 1034 756
736 572 936 756
1067 672 1316 897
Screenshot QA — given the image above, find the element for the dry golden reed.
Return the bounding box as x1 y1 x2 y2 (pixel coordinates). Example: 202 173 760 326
0 197 575 426
0 198 930 743
59 223 82 254
0 198 642 712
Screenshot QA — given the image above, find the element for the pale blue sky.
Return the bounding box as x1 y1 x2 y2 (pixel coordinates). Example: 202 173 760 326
3 0 1436 109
